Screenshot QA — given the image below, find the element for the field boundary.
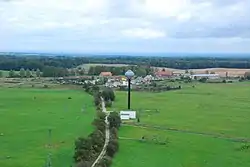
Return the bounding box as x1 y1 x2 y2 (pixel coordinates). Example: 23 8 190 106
123 123 250 143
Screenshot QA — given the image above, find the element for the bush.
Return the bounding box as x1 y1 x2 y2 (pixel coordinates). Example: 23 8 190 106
199 78 207 83
108 112 121 129
76 161 91 167
97 156 112 167
106 139 119 157
222 80 226 83
43 84 49 88
239 77 245 82
105 100 112 108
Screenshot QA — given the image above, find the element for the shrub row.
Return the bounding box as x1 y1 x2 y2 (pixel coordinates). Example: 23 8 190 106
96 112 121 167
73 111 106 167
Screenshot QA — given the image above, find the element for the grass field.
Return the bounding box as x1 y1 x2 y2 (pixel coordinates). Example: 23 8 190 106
0 70 11 77
0 88 95 167
111 83 250 167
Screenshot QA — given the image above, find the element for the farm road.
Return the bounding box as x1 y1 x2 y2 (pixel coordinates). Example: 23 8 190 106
91 98 110 167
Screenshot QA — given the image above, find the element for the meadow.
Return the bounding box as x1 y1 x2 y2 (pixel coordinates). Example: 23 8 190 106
0 70 11 77
111 83 250 167
0 88 95 167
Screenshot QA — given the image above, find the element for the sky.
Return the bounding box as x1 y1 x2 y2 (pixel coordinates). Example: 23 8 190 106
0 0 250 54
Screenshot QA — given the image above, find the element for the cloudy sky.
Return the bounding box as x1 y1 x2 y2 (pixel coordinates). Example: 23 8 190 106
0 0 250 53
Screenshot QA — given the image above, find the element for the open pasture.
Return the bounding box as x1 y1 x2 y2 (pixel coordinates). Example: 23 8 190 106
0 88 95 167
112 83 250 167
112 83 250 138
112 126 250 167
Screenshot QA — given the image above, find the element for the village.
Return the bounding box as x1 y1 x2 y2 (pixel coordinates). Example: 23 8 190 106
56 67 243 89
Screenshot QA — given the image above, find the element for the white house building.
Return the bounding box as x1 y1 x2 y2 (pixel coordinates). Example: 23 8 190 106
120 111 136 120
190 74 220 80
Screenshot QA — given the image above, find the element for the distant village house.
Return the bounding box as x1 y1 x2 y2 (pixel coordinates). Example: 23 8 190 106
155 70 173 78
99 72 112 77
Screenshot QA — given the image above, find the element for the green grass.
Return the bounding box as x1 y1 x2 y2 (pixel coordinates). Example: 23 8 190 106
0 70 11 77
0 88 95 167
111 83 250 167
112 83 250 138
113 126 250 167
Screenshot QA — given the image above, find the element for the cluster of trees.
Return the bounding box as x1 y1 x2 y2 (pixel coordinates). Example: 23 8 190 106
2 55 250 72
7 69 41 78
88 65 153 76
101 88 115 107
83 83 116 108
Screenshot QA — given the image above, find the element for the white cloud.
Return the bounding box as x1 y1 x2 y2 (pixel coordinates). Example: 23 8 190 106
121 28 166 39
0 0 250 52
128 0 192 18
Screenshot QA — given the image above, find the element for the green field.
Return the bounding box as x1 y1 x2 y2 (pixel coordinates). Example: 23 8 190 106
112 83 250 167
0 88 95 167
0 70 10 77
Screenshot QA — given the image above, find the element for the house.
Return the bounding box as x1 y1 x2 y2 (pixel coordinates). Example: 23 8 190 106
99 72 112 77
155 70 173 78
190 74 220 80
143 75 154 81
120 111 136 120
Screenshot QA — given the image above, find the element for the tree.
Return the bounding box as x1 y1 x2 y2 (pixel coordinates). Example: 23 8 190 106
94 93 101 106
106 139 119 157
92 118 106 132
20 68 25 78
74 137 93 162
244 72 250 80
76 161 91 167
36 68 41 78
205 70 209 74
97 111 106 120
98 156 112 167
108 112 121 129
226 72 229 78
199 77 207 83
9 70 15 78
78 69 85 75
102 88 115 102
26 69 32 78
89 130 105 152
0 71 3 78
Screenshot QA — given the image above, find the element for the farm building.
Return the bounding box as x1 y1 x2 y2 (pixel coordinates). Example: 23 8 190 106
99 72 112 77
190 74 220 80
155 70 173 78
120 111 136 120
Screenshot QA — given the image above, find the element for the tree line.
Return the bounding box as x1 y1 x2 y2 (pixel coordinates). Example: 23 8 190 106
74 82 120 167
2 55 250 74
74 111 121 167
88 65 153 76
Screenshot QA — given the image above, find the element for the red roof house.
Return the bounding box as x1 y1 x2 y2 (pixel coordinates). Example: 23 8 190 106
155 70 173 77
99 72 112 77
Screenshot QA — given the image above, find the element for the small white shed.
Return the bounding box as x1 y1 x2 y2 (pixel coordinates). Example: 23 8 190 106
120 111 136 120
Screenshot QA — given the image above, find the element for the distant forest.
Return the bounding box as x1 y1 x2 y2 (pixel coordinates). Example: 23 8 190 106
1 54 250 77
